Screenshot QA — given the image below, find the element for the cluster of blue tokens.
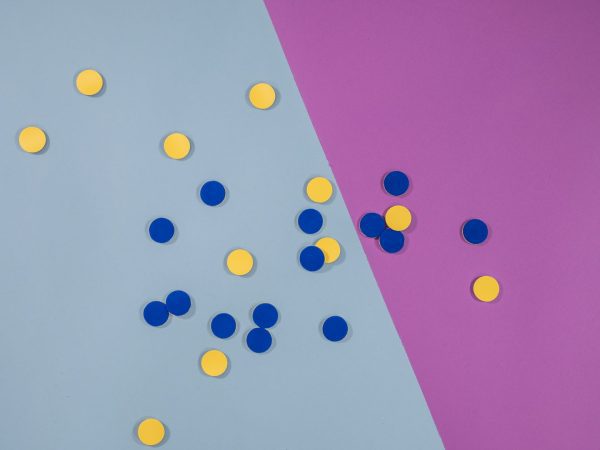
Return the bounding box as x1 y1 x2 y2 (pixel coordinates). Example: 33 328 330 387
143 290 192 326
297 208 326 272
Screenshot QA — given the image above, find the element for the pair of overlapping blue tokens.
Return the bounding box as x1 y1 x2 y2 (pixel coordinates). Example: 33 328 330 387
143 290 192 327
246 303 279 353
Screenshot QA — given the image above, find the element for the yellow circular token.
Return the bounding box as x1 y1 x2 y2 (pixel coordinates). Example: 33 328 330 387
200 349 228 377
137 418 165 446
315 237 341 264
384 205 412 231
75 69 104 96
226 248 254 276
248 82 276 109
306 177 334 203
472 275 500 302
18 126 47 153
163 132 191 160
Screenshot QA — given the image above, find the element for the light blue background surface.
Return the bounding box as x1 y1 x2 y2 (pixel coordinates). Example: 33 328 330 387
0 1 443 448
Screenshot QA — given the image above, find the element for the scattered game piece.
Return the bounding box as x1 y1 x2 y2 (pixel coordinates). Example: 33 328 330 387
148 217 175 244
462 218 489 245
246 328 273 353
305 176 333 203
359 213 385 238
378 228 405 253
297 208 323 234
299 245 325 272
322 316 349 342
18 126 47 153
75 69 104 96
163 132 191 160
248 82 276 109
315 236 341 264
226 248 254 276
472 275 500 302
199 180 226 206
143 301 169 327
165 290 191 316
383 170 409 196
200 349 229 377
210 313 237 339
137 418 166 446
384 205 412 231
252 303 279 328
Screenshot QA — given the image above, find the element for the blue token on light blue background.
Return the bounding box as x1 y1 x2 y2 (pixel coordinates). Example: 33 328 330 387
299 245 325 272
148 217 175 243
379 228 405 253
199 180 226 206
252 303 278 328
210 313 237 339
143 301 169 327
297 208 323 234
462 218 489 244
165 290 191 316
383 170 410 196
359 213 385 238
322 316 349 342
246 327 273 353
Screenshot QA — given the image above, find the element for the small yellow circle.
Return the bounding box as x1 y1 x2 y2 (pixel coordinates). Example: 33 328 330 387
306 177 334 203
163 132 191 160
385 205 412 231
75 69 104 96
248 82 276 109
200 349 229 377
226 248 254 276
315 237 341 264
18 126 47 153
472 275 500 302
137 418 165 446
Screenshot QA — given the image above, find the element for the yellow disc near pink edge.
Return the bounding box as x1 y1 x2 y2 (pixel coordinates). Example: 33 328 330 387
472 275 500 302
18 126 47 153
248 82 276 109
226 248 254 276
315 237 341 264
75 69 103 96
384 205 412 231
306 176 333 203
137 418 165 446
163 132 191 160
201 349 228 377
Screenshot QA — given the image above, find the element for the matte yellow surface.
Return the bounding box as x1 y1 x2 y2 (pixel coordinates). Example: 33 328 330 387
75 69 103 96
18 126 47 153
248 82 276 109
472 275 500 302
200 349 228 377
315 237 341 264
226 248 254 276
137 418 165 446
163 132 191 160
306 176 333 203
385 205 412 231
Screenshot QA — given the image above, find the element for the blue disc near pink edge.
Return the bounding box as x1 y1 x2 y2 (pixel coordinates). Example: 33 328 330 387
165 290 191 316
299 245 325 271
143 301 169 327
200 180 226 206
211 313 237 339
383 170 409 196
246 327 273 353
252 303 279 328
322 316 349 342
462 218 489 244
148 217 175 243
297 208 323 234
359 213 385 238
378 228 405 253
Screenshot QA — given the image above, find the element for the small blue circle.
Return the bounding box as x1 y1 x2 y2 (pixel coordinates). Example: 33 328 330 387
297 208 323 234
383 170 410 196
246 328 273 353
462 219 489 244
210 313 237 339
143 301 169 327
359 213 385 238
299 245 325 272
252 303 279 328
199 180 226 206
379 228 405 253
322 316 349 342
148 217 175 243
165 290 191 316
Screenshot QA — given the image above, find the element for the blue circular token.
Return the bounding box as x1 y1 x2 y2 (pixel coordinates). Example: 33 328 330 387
322 316 349 342
359 213 385 238
252 303 279 328
246 328 273 353
199 180 226 206
165 290 191 316
210 313 237 339
148 217 175 244
462 218 489 244
383 170 409 196
378 228 405 253
297 208 323 234
299 245 325 272
143 301 169 327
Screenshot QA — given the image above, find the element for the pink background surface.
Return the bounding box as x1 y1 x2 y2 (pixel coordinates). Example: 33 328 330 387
266 1 600 448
